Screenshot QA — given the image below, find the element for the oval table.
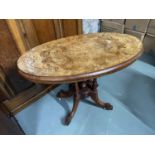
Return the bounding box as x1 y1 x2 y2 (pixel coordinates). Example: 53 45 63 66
17 32 143 125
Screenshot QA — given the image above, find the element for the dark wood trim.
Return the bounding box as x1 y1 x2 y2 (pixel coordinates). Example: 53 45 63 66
57 79 112 125
77 19 83 34
18 46 144 85
0 66 15 101
2 84 58 115
53 19 63 39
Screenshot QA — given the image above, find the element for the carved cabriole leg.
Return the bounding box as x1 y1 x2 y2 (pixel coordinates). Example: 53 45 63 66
90 79 113 110
65 83 80 125
57 79 113 125
57 84 74 98
90 92 113 110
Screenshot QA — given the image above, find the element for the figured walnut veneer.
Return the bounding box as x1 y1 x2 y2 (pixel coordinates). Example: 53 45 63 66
17 32 143 125
17 32 143 84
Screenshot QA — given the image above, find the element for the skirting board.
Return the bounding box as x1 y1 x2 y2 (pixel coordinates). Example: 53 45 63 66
1 84 58 116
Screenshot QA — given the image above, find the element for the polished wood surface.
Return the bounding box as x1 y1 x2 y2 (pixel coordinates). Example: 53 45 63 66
2 84 58 115
6 19 28 54
6 19 82 54
17 32 143 125
57 79 112 125
18 32 143 84
32 20 57 44
61 20 78 37
0 19 82 117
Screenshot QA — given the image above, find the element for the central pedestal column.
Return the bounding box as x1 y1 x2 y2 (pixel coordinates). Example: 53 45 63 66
57 79 113 125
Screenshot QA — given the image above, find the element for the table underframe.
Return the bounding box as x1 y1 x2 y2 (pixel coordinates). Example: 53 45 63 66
57 78 113 125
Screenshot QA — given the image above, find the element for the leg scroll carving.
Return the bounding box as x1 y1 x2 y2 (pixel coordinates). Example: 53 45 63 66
57 79 113 125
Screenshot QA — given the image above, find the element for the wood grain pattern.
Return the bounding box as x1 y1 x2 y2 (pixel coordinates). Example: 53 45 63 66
6 19 28 54
19 20 39 48
0 66 15 102
57 79 112 125
77 19 83 34
61 19 78 37
32 19 57 43
17 32 143 84
0 19 83 112
53 19 63 39
7 19 82 53
0 20 32 94
2 84 58 115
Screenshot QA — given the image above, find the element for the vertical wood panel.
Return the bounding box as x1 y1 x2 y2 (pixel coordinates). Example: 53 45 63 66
0 20 32 94
61 19 78 37
6 20 28 54
19 20 39 48
53 19 63 39
0 66 15 102
77 19 83 34
32 19 57 43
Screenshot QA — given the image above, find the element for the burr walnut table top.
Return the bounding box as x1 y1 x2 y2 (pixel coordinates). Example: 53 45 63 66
17 32 143 84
